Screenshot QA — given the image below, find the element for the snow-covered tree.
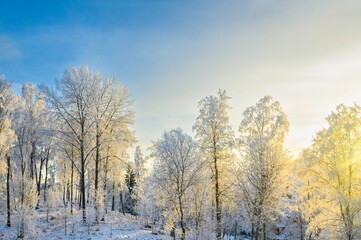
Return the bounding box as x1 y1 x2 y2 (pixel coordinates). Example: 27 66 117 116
150 128 203 240
238 96 289 240
193 89 235 240
56 125 79 214
0 75 15 172
0 75 16 227
91 75 134 222
133 146 147 215
41 66 99 223
187 166 213 240
10 83 51 238
124 164 136 214
301 104 361 240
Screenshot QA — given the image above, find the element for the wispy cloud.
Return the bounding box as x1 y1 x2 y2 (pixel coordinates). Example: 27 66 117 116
0 35 21 60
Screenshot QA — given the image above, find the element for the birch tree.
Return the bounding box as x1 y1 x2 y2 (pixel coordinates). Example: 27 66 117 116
91 75 134 223
0 75 16 227
193 89 235 240
238 96 289 240
133 146 147 215
41 66 98 223
302 104 361 240
150 128 203 240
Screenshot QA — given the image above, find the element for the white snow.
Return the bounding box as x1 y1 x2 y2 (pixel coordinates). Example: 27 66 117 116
0 206 171 240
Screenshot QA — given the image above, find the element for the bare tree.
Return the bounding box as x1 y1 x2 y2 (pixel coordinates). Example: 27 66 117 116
193 89 235 240
41 66 98 223
238 96 289 240
150 128 203 240
92 76 134 223
0 76 16 227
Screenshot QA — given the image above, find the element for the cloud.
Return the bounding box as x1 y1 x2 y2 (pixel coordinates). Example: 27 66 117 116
0 35 21 60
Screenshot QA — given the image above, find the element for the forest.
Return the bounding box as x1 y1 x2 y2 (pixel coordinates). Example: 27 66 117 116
0 65 360 240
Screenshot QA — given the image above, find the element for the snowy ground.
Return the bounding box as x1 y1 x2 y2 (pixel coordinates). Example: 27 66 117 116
0 206 293 239
0 207 171 240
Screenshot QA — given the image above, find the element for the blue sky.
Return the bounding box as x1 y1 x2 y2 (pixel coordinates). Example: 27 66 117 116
2 1 361 155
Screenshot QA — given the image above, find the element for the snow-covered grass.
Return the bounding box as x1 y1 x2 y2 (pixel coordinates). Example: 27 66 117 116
0 206 171 240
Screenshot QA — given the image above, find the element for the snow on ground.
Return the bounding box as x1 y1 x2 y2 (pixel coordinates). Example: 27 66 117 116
0 206 171 240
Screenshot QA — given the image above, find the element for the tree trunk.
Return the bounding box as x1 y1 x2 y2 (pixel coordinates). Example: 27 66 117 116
300 214 304 240
119 186 125 215
67 180 70 203
75 182 78 204
63 161 67 206
20 140 25 206
6 155 11 227
255 222 259 240
103 152 109 214
30 141 36 180
71 157 74 215
63 185 66 206
111 182 115 211
171 222 176 240
19 143 26 238
195 211 201 240
263 223 266 240
213 153 222 240
234 220 238 239
178 192 186 240
37 157 44 198
78 178 82 209
94 125 100 223
80 135 86 223
44 149 49 202
179 195 186 240
251 222 254 240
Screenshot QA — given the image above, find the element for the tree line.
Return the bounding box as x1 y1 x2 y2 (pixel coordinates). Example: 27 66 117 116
0 66 361 240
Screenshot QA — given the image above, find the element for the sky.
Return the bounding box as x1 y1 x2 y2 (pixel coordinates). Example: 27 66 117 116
1 0 361 156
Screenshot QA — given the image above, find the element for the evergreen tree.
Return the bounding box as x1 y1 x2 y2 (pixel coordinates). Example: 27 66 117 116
125 164 136 214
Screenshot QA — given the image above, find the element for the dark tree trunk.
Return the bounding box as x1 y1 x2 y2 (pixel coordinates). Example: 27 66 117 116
94 125 100 223
71 157 74 215
6 155 11 227
111 182 115 211
263 223 266 240
67 180 70 203
78 178 82 209
213 151 222 240
30 141 36 180
63 185 66 206
80 135 86 224
300 214 304 240
255 222 259 240
103 153 109 214
234 220 238 239
119 186 125 215
37 158 44 198
19 138 26 239
251 222 254 240
75 182 78 204
44 149 50 202
63 161 67 206
20 141 25 206
179 196 186 240
171 223 176 240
